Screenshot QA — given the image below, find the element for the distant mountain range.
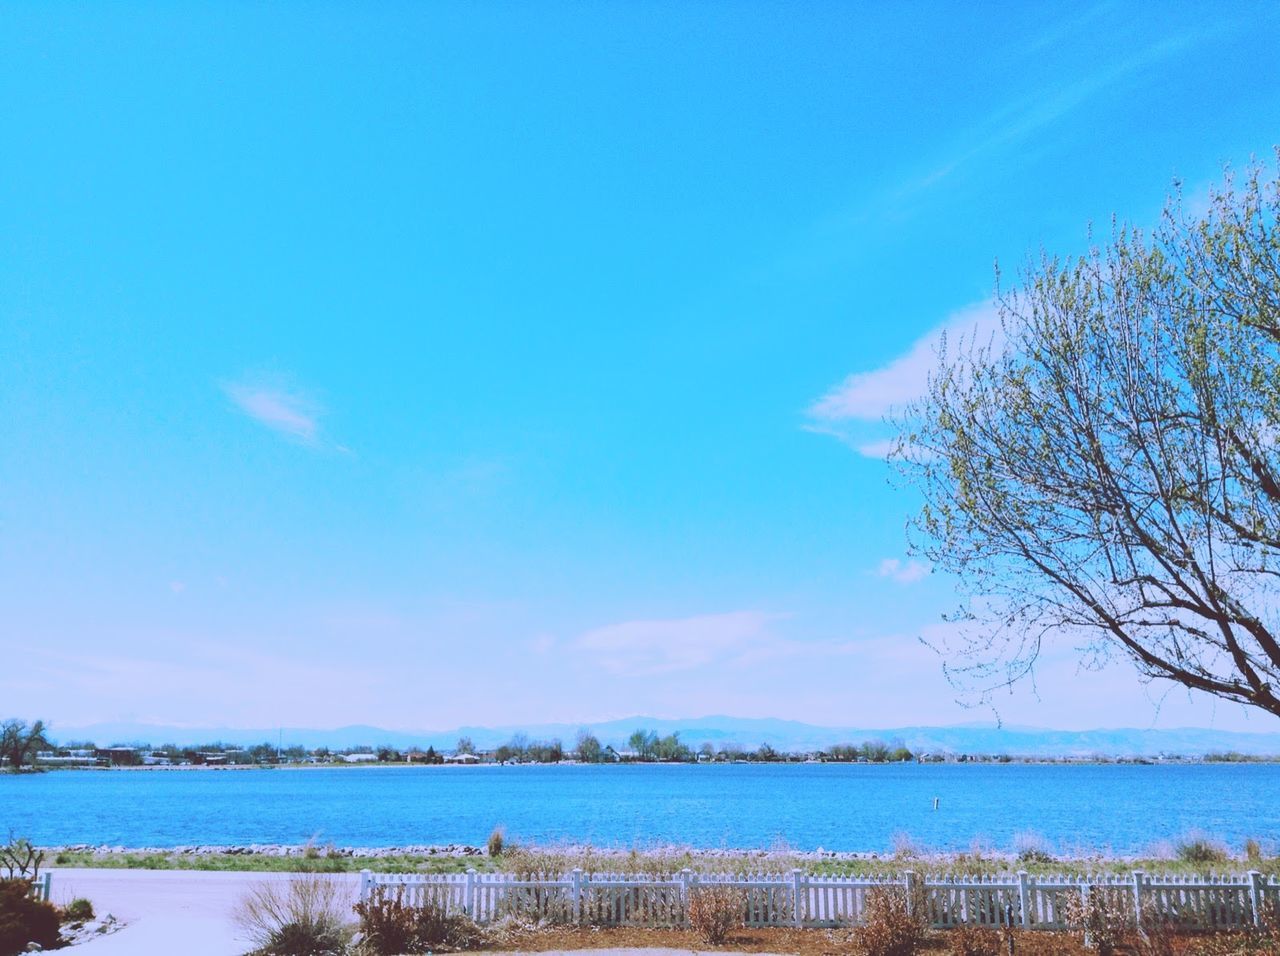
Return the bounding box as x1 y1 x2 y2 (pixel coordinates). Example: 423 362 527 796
49 715 1280 757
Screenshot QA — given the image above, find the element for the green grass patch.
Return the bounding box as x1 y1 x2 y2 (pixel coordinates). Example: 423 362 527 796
46 846 1280 880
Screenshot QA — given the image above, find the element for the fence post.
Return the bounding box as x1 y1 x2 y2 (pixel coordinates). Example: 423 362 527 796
679 868 696 928
1249 871 1264 928
1081 884 1093 949
465 868 477 918
359 869 373 902
40 872 52 903
571 868 583 924
905 871 918 920
1017 871 1031 928
1131 871 1144 929
791 868 805 928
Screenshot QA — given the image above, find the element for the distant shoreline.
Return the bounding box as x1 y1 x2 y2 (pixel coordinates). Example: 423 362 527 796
18 755 1280 773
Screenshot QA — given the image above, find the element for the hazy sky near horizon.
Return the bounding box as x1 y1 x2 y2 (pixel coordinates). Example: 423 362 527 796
4 2 1280 735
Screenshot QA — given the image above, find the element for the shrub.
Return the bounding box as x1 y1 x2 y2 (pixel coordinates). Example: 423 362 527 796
233 874 353 956
487 827 505 858
1061 887 1131 956
687 885 743 945
1013 832 1055 866
354 889 486 955
0 878 61 956
1176 834 1230 865
1246 839 1264 863
856 886 927 956
62 897 95 922
949 924 1002 956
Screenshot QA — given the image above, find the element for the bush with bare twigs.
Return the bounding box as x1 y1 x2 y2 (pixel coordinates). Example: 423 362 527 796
687 885 744 945
856 886 928 956
233 874 353 956
1061 887 1131 956
1128 899 1184 956
0 835 42 883
353 889 486 955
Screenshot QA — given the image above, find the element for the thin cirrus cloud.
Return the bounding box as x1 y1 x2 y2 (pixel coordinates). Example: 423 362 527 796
804 300 1000 458
897 33 1197 201
223 379 323 445
576 611 788 676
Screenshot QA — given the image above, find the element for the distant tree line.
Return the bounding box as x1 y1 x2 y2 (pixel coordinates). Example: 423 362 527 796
5 716 915 767
826 740 915 763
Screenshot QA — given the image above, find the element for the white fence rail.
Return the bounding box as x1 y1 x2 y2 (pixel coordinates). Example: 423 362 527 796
24 873 52 903
360 868 1280 932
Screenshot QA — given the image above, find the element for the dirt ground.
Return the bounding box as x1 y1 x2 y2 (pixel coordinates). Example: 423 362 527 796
471 925 1257 956
479 926 1052 956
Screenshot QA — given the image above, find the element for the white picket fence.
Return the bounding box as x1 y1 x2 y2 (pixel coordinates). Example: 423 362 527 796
360 868 1280 932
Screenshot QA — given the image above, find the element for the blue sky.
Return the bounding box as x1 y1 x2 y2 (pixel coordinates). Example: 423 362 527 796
4 2 1280 734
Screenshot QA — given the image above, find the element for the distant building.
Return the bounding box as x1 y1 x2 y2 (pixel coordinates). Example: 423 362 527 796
35 750 100 767
95 747 142 766
343 753 379 763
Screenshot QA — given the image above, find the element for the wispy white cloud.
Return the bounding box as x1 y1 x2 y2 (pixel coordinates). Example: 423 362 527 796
877 558 930 585
576 611 787 676
805 300 1000 456
853 439 897 460
223 379 322 444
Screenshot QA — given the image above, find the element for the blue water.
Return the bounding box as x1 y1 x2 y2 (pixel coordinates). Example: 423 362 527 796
1 763 1276 853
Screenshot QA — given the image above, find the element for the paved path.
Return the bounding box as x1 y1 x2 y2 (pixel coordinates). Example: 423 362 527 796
49 868 360 955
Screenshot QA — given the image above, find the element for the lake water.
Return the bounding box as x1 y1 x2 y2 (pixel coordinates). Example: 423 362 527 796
3 763 1276 853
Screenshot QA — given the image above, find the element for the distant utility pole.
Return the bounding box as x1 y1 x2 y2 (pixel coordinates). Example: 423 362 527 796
277 728 282 762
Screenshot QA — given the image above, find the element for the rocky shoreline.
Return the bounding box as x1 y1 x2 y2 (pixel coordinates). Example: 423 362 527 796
42 843 1060 863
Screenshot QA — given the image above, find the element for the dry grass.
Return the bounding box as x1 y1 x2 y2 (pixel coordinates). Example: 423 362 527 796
486 827 505 859
232 874 354 956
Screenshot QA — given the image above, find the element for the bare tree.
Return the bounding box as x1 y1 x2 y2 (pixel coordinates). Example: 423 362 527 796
894 158 1280 719
1 719 51 770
